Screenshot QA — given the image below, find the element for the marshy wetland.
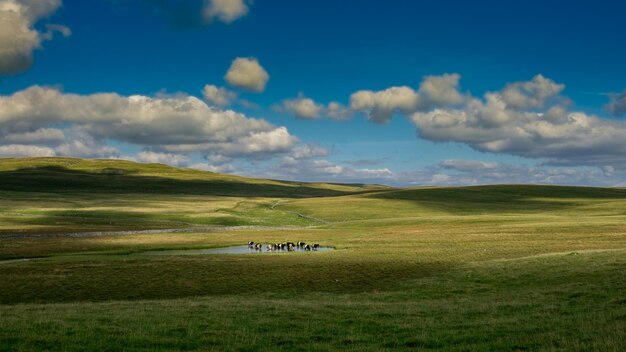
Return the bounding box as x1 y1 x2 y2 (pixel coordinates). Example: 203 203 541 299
0 158 625 351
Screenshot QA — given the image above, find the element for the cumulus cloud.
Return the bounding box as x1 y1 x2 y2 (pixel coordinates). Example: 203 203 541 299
17 0 61 21
0 144 55 157
499 74 565 110
203 0 248 24
606 89 626 117
0 86 297 159
291 145 329 159
349 73 465 123
441 159 498 172
0 127 118 158
56 138 119 158
191 153 236 173
251 145 395 184
147 0 249 27
0 127 65 144
417 73 465 108
190 162 235 173
349 74 626 172
202 84 237 107
326 101 353 121
350 86 419 124
136 151 189 167
227 148 624 186
272 157 395 182
428 160 616 186
410 76 626 170
224 57 269 92
0 0 67 75
276 95 353 121
276 94 324 120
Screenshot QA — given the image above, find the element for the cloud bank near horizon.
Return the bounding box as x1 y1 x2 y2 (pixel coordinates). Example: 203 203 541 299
0 85 297 163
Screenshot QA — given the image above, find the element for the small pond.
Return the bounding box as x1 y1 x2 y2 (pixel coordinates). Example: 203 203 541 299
141 245 335 256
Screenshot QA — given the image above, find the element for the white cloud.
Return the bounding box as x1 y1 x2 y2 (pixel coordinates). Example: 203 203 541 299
273 157 397 183
500 74 564 110
137 151 189 167
189 153 236 173
291 145 329 159
224 57 269 92
606 89 626 116
206 153 232 165
0 0 66 75
411 101 626 170
0 144 55 157
277 94 324 120
429 160 615 187
218 127 295 156
441 159 498 172
146 0 249 27
417 73 465 108
276 95 353 121
429 173 451 184
41 23 71 41
261 150 396 184
190 162 235 173
56 140 119 158
202 84 237 107
349 74 465 123
277 158 344 177
326 101 353 121
601 165 615 177
203 0 248 24
18 0 61 22
231 149 624 187
0 127 65 144
0 86 297 159
350 86 419 123
53 130 120 158
348 74 626 171
0 2 42 75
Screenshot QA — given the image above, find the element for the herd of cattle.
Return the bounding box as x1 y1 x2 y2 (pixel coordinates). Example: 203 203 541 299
248 241 320 251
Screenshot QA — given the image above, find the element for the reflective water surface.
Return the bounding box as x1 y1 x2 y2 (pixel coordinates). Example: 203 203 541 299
142 245 334 256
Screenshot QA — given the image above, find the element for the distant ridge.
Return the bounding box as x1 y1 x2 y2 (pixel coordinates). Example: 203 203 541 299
0 157 389 197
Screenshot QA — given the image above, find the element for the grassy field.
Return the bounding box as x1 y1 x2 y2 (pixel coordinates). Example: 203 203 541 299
1 157 625 351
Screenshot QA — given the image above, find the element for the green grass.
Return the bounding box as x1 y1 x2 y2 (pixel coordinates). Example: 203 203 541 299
1 157 625 351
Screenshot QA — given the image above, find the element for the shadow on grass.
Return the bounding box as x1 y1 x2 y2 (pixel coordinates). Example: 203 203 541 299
0 166 370 198
0 255 453 304
367 184 626 214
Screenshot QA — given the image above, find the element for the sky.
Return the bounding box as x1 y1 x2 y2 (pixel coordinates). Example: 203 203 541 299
1 0 626 186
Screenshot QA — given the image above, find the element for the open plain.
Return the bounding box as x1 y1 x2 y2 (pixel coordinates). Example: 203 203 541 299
0 157 625 351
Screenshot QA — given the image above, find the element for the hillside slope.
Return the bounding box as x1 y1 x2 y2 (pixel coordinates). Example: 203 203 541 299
0 157 388 197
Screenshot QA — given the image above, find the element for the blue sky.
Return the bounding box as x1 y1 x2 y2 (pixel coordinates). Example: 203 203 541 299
1 0 626 185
